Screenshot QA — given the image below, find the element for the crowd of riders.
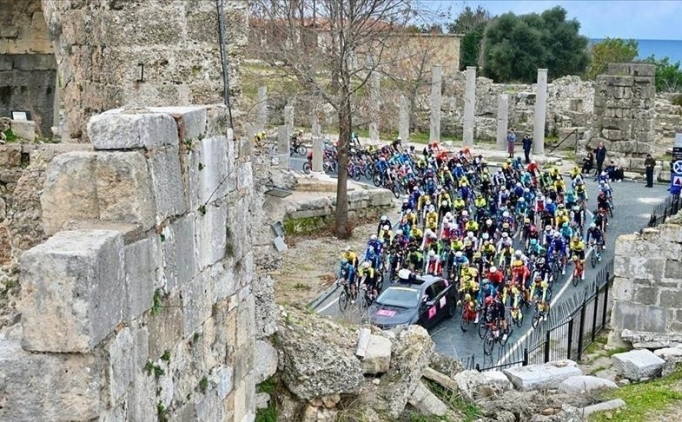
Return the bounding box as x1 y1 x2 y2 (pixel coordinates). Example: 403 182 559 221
337 138 615 340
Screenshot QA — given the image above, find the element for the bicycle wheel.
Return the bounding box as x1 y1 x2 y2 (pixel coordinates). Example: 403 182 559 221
460 309 470 332
532 307 540 328
590 251 598 268
373 174 382 187
513 309 524 327
302 161 312 174
572 273 580 287
478 320 488 339
297 145 307 156
392 184 401 199
338 290 349 311
483 332 495 356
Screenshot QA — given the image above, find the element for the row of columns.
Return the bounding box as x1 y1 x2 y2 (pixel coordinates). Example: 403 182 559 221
253 67 549 161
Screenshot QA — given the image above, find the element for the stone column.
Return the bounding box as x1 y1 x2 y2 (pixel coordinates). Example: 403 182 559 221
533 69 548 155
368 70 381 142
312 138 324 172
399 93 410 142
277 125 289 167
311 105 321 141
429 65 442 142
496 94 509 151
284 105 294 134
256 86 268 132
463 66 477 146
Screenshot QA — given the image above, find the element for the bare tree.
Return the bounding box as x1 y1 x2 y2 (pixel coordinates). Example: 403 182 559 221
251 0 415 239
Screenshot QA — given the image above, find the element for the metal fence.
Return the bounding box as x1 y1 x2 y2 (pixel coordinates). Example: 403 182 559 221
646 194 681 229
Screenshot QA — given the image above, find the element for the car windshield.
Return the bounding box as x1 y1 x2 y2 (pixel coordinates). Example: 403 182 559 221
376 287 420 309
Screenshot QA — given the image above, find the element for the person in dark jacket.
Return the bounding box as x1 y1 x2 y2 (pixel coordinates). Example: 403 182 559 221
522 134 533 164
594 142 607 177
582 152 594 174
645 154 656 187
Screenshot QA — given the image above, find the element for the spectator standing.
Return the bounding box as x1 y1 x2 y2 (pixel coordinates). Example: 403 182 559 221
645 154 656 187
594 142 607 177
522 133 533 164
507 130 516 159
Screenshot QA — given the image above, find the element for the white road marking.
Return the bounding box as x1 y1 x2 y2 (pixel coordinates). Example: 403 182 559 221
496 246 594 366
638 197 665 205
317 296 339 313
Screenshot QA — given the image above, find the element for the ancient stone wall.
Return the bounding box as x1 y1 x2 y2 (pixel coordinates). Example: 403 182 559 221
39 0 248 140
610 216 682 347
0 106 266 421
592 63 657 156
0 0 57 136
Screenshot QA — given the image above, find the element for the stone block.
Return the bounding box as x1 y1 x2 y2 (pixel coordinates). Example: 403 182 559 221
423 367 459 392
612 301 667 333
362 334 392 375
20 230 125 353
181 270 213 337
407 381 448 417
612 349 665 381
254 340 278 384
127 371 157 422
41 151 99 236
148 292 183 360
0 339 102 421
633 286 658 305
237 295 256 348
147 145 188 221
215 365 235 400
188 136 229 210
558 375 617 394
105 327 135 406
11 119 36 141
0 145 21 168
210 260 238 304
454 370 512 402
146 106 207 141
88 111 179 150
96 151 156 230
580 399 626 418
160 214 196 291
124 237 158 320
195 201 227 271
502 360 582 391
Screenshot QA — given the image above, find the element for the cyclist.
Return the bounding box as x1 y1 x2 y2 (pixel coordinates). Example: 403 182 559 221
531 274 551 321
569 235 586 262
341 246 359 269
379 224 393 244
586 222 605 253
337 258 357 303
426 250 443 276
511 258 530 288
527 238 545 259
534 256 553 284
377 215 392 236
548 232 567 275
358 260 379 301
486 295 509 342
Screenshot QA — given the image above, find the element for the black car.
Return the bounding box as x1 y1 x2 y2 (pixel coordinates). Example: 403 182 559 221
368 275 457 330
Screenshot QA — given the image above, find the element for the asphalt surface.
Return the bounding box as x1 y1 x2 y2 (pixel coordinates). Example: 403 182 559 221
293 156 670 364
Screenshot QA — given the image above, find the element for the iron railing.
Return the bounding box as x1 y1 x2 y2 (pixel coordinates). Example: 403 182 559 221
645 194 681 229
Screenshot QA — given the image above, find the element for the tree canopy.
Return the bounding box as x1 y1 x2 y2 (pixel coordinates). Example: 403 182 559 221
480 6 590 83
641 55 682 93
585 38 639 79
447 5 491 70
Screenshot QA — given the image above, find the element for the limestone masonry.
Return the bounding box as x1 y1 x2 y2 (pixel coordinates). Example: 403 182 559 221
0 106 265 422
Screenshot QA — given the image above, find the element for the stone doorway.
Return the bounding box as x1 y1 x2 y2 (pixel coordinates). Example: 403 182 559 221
0 0 58 138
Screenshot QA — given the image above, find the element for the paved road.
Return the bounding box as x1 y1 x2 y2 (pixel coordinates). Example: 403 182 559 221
298 157 670 362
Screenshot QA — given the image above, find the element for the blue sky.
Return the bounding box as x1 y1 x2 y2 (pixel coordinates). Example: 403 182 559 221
422 0 682 40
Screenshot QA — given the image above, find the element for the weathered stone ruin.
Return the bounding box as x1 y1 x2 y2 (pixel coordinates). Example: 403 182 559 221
0 106 266 421
591 63 657 156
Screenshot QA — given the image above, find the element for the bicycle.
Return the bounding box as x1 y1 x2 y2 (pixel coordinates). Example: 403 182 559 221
483 319 510 356
302 160 312 174
531 300 551 328
590 241 604 268
337 279 358 311
460 302 478 332
572 257 585 287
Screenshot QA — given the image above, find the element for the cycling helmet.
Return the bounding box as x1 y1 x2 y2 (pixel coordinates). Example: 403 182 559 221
538 257 545 265
429 250 436 257
530 239 537 245
562 222 569 228
455 251 463 258
445 212 453 219
462 210 469 217
505 240 513 246
513 259 523 267
482 233 490 240
413 186 419 192
429 205 436 212
524 188 530 193
362 261 371 269
515 250 522 257
535 274 542 280
396 229 403 236
380 215 388 221
547 199 553 205
518 197 525 203
554 232 561 238
464 293 472 302
481 278 489 285
531 160 536 164
501 232 509 238
383 225 389 231
573 205 580 211
467 231 475 238
344 246 352 252
545 225 552 231
486 219 493 225
370 234 377 241
590 223 596 228
490 266 497 273
524 218 531 224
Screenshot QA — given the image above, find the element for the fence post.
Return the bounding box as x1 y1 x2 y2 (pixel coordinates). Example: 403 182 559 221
567 318 574 361
577 300 587 361
592 282 599 343
475 363 481 372
544 330 551 363
523 348 529 366
602 275 610 327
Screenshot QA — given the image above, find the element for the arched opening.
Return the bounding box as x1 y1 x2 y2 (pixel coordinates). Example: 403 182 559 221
0 0 57 138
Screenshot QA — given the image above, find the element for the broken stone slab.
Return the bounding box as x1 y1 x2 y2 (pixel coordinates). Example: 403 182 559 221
124 237 158 320
356 327 371 358
104 326 149 406
454 369 513 402
621 329 682 349
194 201 227 271
88 110 179 150
580 398 626 418
187 135 229 210
612 349 665 381
502 360 582 391
362 334 392 375
558 375 618 395
408 381 448 417
0 338 102 421
146 144 188 222
255 392 270 410
145 106 207 141
254 340 278 384
423 367 458 392
11 119 36 141
654 346 682 376
20 230 125 353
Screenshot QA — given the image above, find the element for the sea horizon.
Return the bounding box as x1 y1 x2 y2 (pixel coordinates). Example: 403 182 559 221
590 38 682 64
